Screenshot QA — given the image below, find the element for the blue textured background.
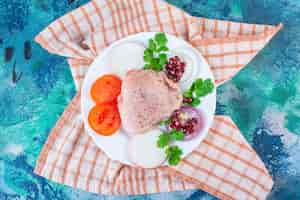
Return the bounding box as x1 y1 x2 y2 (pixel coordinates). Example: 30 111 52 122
0 0 299 199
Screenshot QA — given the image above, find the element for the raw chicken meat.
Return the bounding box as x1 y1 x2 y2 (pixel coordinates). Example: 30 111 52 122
118 69 182 134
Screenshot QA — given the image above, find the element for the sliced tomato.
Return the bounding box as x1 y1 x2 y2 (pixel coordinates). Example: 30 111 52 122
88 103 121 136
90 74 122 103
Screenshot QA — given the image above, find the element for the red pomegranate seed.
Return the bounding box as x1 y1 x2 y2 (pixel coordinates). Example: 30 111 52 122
165 56 186 82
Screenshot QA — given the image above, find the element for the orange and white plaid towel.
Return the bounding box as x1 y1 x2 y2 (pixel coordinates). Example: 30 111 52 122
34 0 282 199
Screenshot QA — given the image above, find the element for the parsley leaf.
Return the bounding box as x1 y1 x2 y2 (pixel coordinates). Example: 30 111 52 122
159 53 167 65
148 39 156 51
143 54 152 62
155 33 167 46
157 133 170 148
170 129 185 141
144 64 151 69
190 98 201 106
194 79 214 97
166 145 183 165
143 33 169 71
159 118 171 126
157 46 169 52
183 90 193 98
157 128 184 165
183 78 214 107
144 49 153 57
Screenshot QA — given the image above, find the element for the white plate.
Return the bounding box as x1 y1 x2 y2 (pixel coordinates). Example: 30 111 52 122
81 32 216 166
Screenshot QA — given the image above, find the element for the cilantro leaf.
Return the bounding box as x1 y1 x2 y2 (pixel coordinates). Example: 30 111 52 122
144 49 153 57
143 54 152 62
155 33 167 46
150 58 159 66
157 133 170 148
204 79 214 91
159 53 167 65
170 129 185 141
150 58 163 71
159 118 171 126
166 145 183 165
190 98 201 106
194 78 214 97
143 33 169 71
183 90 193 98
156 128 184 165
148 39 156 51
157 46 169 52
184 78 214 107
153 65 163 71
144 63 151 69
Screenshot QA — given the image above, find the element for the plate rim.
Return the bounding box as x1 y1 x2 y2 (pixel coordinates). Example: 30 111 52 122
81 32 216 166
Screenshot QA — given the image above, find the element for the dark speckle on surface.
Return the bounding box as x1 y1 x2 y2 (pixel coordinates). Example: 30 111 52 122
24 40 32 60
68 0 76 5
11 60 22 84
4 46 14 62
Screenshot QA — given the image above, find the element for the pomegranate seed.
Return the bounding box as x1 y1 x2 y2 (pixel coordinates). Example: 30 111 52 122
183 97 193 104
169 108 200 135
165 56 186 82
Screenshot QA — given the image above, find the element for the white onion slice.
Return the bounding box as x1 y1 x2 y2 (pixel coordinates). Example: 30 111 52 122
109 42 145 78
174 107 205 141
128 129 166 168
170 48 199 90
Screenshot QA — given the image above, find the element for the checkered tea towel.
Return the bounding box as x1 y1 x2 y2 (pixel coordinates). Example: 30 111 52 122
34 0 282 199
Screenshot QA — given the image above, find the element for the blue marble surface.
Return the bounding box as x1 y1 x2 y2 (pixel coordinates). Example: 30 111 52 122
0 0 299 199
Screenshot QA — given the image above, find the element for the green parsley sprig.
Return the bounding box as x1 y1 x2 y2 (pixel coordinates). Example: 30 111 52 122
165 145 183 166
159 118 171 126
157 129 184 148
143 33 169 71
157 129 184 165
183 78 214 107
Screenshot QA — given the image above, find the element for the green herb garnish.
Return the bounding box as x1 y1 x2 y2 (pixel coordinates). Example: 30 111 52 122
157 133 170 148
155 33 168 46
193 79 214 97
170 129 185 141
143 33 169 71
183 78 214 107
157 129 185 165
159 118 171 126
166 145 183 166
157 129 185 148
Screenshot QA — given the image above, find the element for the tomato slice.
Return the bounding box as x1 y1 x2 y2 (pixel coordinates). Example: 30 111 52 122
90 74 122 104
88 103 121 136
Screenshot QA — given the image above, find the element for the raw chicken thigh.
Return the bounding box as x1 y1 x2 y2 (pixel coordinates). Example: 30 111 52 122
118 69 182 134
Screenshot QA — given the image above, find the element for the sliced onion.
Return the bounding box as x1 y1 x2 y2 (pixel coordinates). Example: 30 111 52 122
169 48 199 91
170 107 205 141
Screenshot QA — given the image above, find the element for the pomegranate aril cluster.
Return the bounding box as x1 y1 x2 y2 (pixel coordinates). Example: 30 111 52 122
165 56 185 82
182 118 197 134
169 110 181 129
169 110 197 135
